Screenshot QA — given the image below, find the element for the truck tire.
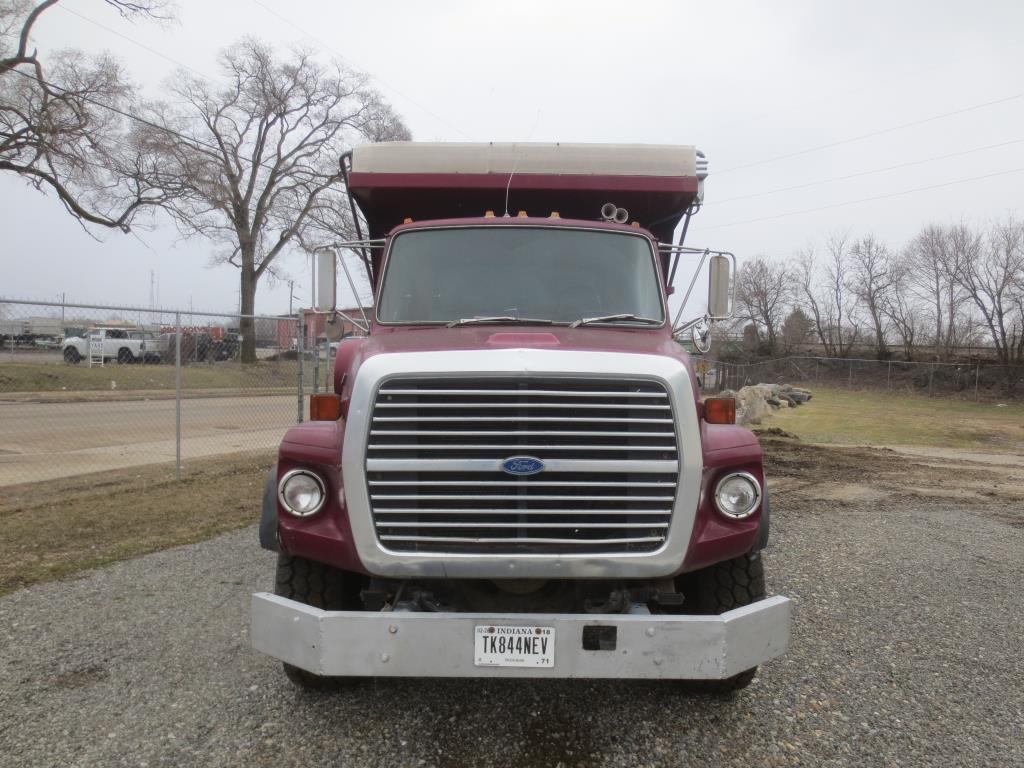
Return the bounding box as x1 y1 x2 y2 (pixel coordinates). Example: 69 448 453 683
681 552 766 692
274 553 360 690
117 348 134 364
64 347 81 364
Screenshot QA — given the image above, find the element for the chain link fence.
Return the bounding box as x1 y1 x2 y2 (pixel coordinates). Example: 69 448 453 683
0 297 358 488
703 355 1022 402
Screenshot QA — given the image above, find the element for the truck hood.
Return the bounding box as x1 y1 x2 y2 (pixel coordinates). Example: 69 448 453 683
336 325 696 399
361 325 688 360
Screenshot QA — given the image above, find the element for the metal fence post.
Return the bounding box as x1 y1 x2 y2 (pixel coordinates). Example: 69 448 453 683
975 362 980 402
928 363 935 397
313 337 320 395
296 313 305 423
848 359 853 386
887 360 892 390
174 311 182 481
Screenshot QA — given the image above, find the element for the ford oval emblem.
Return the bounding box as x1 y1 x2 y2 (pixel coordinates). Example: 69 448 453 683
501 456 545 476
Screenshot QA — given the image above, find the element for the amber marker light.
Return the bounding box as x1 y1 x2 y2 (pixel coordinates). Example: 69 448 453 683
310 393 343 421
704 397 736 424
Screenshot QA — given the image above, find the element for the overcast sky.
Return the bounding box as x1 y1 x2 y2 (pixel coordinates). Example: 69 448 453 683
2 0 1023 319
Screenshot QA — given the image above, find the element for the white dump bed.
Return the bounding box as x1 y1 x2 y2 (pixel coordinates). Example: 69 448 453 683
352 142 705 179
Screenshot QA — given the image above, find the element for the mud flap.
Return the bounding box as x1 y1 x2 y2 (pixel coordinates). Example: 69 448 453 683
259 463 280 551
754 484 771 551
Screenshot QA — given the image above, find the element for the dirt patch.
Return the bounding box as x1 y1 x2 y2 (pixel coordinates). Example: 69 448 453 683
0 451 273 595
761 433 1024 511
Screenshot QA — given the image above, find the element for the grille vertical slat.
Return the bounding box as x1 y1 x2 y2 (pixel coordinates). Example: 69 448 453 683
366 377 679 554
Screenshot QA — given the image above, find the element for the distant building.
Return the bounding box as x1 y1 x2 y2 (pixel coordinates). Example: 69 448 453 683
275 307 370 349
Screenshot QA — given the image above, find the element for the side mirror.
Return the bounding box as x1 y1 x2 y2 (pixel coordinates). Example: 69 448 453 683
322 313 345 341
707 254 731 319
315 250 337 312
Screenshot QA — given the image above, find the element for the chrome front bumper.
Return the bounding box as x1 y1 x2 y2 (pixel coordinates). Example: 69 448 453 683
250 592 791 679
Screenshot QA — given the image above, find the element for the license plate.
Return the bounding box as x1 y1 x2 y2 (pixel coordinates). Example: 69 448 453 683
474 625 555 667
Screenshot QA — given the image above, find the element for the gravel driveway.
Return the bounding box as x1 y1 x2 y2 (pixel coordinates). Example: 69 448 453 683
1 477 1022 766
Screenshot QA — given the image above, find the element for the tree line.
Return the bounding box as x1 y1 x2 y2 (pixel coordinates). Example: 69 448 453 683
733 220 1024 385
1 0 409 362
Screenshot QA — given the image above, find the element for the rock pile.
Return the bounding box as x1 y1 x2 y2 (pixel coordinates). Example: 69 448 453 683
718 383 812 426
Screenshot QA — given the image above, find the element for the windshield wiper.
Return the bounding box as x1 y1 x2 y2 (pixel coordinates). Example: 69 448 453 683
446 316 555 328
569 313 662 329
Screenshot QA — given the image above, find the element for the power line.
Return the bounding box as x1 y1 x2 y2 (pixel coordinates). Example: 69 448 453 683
716 89 1024 175
248 0 472 140
8 65 329 178
7 66 229 161
697 167 1024 231
710 137 1024 205
57 5 209 80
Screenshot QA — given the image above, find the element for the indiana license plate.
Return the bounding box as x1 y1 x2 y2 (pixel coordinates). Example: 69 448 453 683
474 625 555 667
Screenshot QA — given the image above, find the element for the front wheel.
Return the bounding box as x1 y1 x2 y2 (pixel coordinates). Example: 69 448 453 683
116 348 134 364
63 347 81 364
274 553 364 690
679 552 766 692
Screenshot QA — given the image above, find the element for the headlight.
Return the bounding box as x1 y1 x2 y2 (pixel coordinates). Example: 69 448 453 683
278 469 326 517
713 472 761 519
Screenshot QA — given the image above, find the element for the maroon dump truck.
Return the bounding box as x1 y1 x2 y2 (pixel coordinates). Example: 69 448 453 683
250 142 791 690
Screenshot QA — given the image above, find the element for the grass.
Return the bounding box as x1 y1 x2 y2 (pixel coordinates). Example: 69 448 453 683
0 451 273 596
0 360 302 396
770 386 1024 452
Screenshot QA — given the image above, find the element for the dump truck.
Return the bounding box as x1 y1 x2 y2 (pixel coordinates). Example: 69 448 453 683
250 142 791 690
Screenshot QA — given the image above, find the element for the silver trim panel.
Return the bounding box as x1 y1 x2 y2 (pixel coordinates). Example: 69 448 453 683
341 349 702 579
251 592 791 679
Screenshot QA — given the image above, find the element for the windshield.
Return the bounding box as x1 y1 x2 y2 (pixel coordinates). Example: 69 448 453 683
376 227 664 325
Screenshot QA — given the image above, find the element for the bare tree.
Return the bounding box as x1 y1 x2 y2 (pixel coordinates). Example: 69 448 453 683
795 236 859 357
794 246 834 356
735 256 790 355
955 218 1024 390
0 0 170 229
880 252 922 361
904 224 974 359
849 234 894 359
823 233 861 357
128 39 409 362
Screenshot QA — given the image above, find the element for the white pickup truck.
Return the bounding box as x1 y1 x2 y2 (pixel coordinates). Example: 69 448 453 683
62 328 164 364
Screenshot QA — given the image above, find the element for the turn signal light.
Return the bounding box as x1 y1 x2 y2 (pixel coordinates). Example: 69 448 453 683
310 393 342 421
704 397 736 425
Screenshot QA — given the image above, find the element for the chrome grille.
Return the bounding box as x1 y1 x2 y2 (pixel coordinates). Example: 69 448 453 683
365 377 679 554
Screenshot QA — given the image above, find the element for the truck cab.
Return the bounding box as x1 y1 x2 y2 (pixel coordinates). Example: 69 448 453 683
251 142 790 690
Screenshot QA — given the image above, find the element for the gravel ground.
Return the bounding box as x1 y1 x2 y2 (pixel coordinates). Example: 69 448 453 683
1 491 1022 766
